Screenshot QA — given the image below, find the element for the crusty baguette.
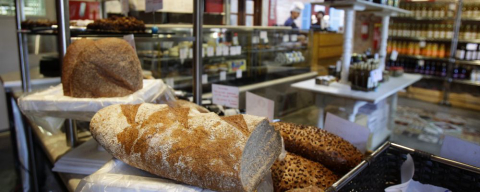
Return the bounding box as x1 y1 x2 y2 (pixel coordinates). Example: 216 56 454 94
271 122 363 174
90 103 283 192
70 38 143 98
271 153 338 192
62 39 94 96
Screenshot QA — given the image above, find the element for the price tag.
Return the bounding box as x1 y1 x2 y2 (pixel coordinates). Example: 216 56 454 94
390 50 398 61
222 46 230 56
252 36 260 44
449 3 456 11
419 41 426 48
207 46 214 57
216 46 223 56
220 71 227 81
466 43 478 51
260 31 268 39
370 68 383 82
165 78 174 87
283 35 289 42
440 135 480 167
121 0 129 15
230 46 236 55
145 0 163 13
291 34 298 42
212 84 239 108
179 48 188 60
246 92 274 121
189 48 193 59
202 74 208 84
324 113 370 153
236 69 242 78
418 60 425 66
123 34 136 51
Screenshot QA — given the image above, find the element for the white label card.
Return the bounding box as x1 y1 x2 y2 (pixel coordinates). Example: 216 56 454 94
207 46 214 57
390 50 398 61
145 0 163 13
418 60 425 66
466 43 478 51
260 31 268 39
212 84 239 108
419 41 426 48
236 69 242 78
179 48 188 60
220 71 227 81
123 34 136 51
189 48 193 59
283 35 289 42
440 135 480 167
165 78 174 87
324 113 370 153
216 46 223 56
121 0 129 15
370 68 382 82
222 46 229 56
246 92 274 121
202 74 208 84
291 34 298 42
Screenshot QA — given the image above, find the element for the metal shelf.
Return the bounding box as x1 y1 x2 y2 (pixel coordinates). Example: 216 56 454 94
452 79 480 86
391 17 455 21
313 0 411 15
456 60 480 66
389 36 452 42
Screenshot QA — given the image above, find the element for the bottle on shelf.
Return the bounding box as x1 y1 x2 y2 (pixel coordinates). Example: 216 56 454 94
421 3 428 18
456 45 466 60
438 44 446 58
446 24 454 39
439 24 446 39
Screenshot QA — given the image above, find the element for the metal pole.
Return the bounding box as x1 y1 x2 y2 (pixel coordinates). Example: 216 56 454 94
14 0 30 93
56 0 77 147
442 0 463 105
193 0 203 105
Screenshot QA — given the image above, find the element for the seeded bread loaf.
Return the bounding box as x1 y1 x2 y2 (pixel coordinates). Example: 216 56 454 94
172 99 209 113
90 103 283 192
271 122 363 174
286 186 324 192
65 38 143 98
271 153 338 192
62 39 94 96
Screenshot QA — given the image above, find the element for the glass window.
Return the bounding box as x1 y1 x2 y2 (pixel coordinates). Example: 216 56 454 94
0 0 46 16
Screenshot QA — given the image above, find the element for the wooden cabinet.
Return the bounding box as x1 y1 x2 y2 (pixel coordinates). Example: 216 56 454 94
310 32 343 75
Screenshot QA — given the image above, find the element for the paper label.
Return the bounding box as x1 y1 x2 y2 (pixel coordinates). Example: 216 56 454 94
207 46 214 57
222 46 229 56
165 78 174 87
440 135 480 167
371 68 382 82
252 36 259 44
121 0 129 15
238 46 242 55
260 31 268 39
123 34 136 51
236 69 242 78
212 84 239 108
179 48 188 60
449 3 456 11
324 113 370 153
188 48 193 59
145 0 163 13
202 74 208 84
291 34 298 42
216 46 223 56
220 71 227 81
283 35 289 42
230 46 236 55
390 50 398 61
246 92 274 121
466 43 478 51
418 60 424 66
419 41 426 48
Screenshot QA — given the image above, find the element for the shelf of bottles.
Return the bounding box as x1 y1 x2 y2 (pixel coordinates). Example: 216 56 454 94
396 1 457 20
347 53 382 92
387 40 450 59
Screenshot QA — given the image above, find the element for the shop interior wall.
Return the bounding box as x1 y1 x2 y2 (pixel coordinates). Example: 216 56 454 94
353 12 381 54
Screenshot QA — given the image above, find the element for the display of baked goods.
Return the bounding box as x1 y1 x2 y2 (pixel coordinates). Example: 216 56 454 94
271 153 338 192
90 103 283 192
286 186 323 192
271 122 363 174
86 16 146 33
21 19 56 29
62 38 143 98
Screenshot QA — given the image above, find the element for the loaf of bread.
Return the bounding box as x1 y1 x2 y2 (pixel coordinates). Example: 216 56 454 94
62 39 94 96
90 103 283 192
286 186 324 192
271 122 363 174
271 153 338 192
63 38 143 98
171 99 209 113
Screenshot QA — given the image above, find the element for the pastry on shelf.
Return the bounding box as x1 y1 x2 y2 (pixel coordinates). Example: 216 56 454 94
86 16 146 33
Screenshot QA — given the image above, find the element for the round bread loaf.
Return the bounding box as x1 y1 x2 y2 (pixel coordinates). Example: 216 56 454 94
69 38 143 98
62 39 94 96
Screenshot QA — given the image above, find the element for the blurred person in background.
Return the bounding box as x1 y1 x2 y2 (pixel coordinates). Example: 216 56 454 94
284 2 304 29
